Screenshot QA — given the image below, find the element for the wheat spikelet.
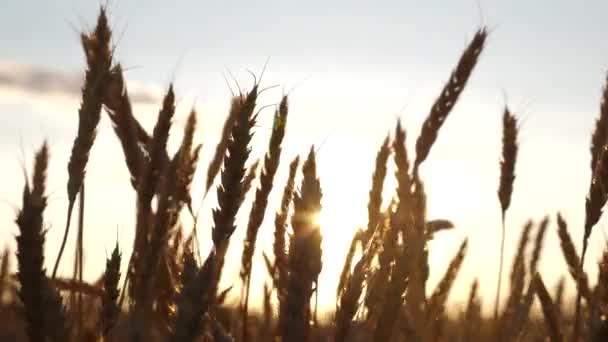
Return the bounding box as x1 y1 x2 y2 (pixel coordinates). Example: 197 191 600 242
365 135 390 244
337 229 362 299
101 243 121 338
171 251 216 342
426 238 468 321
462 279 481 342
589 251 608 342
413 28 487 173
529 216 549 276
591 73 608 172
130 85 176 301
0 248 9 303
103 64 146 189
534 274 563 342
210 85 258 299
280 147 323 342
495 107 519 319
17 142 70 341
240 96 289 341
205 95 243 194
52 7 113 279
334 232 375 342
273 156 300 294
557 213 592 301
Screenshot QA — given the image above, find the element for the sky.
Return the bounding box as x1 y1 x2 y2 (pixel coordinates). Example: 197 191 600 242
1 0 608 316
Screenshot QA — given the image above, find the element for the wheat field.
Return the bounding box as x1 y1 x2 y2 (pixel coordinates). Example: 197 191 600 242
2 5 608 342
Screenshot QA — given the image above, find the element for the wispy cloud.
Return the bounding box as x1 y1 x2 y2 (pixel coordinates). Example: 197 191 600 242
0 59 160 105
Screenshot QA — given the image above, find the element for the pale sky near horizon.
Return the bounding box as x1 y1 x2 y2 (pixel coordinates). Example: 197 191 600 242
1 0 608 315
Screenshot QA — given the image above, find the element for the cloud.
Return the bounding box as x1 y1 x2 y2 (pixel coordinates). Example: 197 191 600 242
0 60 160 105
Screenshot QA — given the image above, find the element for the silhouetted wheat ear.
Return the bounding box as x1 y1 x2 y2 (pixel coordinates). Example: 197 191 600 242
240 95 289 342
241 158 260 200
337 229 362 298
130 85 176 301
280 146 323 342
591 72 608 172
103 64 146 189
205 95 244 194
463 279 481 342
366 135 390 244
393 120 411 211
173 109 201 215
556 213 591 301
334 227 377 342
495 106 519 319
427 238 468 321
589 251 608 341
17 142 69 342
101 243 121 338
0 248 8 300
534 274 563 342
52 7 113 279
529 216 549 275
210 85 258 298
498 107 519 217
273 155 300 293
171 251 216 342
413 27 487 174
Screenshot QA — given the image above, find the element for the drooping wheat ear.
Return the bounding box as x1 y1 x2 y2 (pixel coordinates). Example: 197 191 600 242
413 28 487 174
205 95 244 195
210 85 258 298
52 7 113 279
556 213 592 301
365 135 390 244
591 73 608 172
533 274 563 342
426 238 468 322
101 242 121 339
273 156 300 292
17 142 69 341
462 279 481 342
171 251 216 342
130 85 175 301
240 95 288 342
529 216 549 276
103 64 146 189
495 107 519 319
280 147 323 342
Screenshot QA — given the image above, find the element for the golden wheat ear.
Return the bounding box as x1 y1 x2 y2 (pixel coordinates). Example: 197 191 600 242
413 27 487 174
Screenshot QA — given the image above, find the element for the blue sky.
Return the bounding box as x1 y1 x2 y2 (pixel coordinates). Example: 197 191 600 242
1 0 608 314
